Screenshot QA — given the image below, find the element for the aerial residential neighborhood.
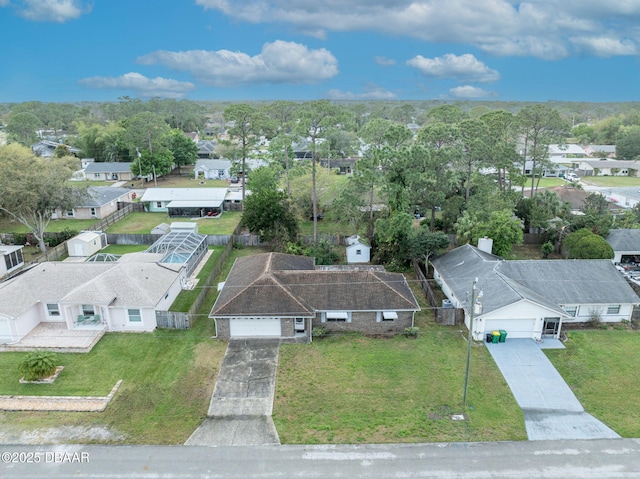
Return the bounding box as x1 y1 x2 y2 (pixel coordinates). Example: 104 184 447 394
2 1 640 478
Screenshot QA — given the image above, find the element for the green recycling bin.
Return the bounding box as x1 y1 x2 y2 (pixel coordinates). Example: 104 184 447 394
492 331 500 344
499 330 507 343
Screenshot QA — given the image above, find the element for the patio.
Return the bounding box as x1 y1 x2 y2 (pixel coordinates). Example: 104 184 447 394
0 323 106 353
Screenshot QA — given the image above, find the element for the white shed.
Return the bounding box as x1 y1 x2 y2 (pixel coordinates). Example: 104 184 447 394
67 231 104 257
170 222 198 234
346 236 370 264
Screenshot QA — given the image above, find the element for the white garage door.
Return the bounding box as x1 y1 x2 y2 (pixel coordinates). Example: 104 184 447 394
0 318 12 344
229 318 281 337
483 318 537 339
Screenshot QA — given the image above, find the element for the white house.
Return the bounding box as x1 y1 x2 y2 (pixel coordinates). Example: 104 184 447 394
0 245 24 278
606 229 640 264
574 159 640 178
431 245 639 341
345 235 371 263
0 253 186 345
548 144 587 163
194 159 232 180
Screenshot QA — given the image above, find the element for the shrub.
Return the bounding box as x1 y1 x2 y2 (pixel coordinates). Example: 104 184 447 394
18 350 59 381
404 326 420 337
312 327 328 338
588 308 603 328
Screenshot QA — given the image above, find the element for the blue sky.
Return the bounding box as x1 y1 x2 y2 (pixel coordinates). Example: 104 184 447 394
1 0 640 103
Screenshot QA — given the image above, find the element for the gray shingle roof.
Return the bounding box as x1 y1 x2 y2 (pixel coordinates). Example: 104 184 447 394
211 253 419 317
84 162 134 174
431 244 640 315
606 229 640 253
78 186 130 207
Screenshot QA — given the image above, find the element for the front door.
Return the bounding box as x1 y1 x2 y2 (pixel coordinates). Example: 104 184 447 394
543 317 560 338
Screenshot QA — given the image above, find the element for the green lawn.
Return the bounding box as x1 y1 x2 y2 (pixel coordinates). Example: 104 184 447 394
273 279 526 444
170 247 221 312
580 176 640 187
101 244 150 254
106 211 242 235
0 217 98 234
0 318 226 444
297 218 355 237
545 329 640 437
534 177 566 188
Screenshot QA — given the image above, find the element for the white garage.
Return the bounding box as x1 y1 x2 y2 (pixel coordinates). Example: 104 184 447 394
229 318 281 337
0 318 12 344
482 318 538 340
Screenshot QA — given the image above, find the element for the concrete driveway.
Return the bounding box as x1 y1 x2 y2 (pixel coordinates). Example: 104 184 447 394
185 339 281 446
486 338 620 441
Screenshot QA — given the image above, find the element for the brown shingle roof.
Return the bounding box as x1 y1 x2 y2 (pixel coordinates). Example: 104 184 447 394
211 253 419 317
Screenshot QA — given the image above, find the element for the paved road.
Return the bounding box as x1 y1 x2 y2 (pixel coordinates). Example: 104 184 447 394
2 440 640 478
487 339 619 440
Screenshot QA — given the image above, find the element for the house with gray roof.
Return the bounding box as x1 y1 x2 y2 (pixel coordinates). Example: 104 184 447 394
140 187 229 217
606 229 640 264
84 162 136 181
53 186 133 220
431 244 639 341
210 252 420 342
0 254 186 345
194 159 232 180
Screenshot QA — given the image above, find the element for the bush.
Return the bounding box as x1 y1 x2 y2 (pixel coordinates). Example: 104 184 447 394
312 327 328 338
588 308 603 328
404 326 420 337
18 350 59 381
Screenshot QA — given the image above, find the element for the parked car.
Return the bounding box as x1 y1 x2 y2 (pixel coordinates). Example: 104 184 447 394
565 172 579 182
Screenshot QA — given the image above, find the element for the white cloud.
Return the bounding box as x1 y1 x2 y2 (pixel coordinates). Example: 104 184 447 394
78 73 196 99
11 0 91 22
407 53 499 82
137 40 338 86
327 85 397 100
375 56 396 66
449 85 495 99
195 0 640 59
570 36 638 57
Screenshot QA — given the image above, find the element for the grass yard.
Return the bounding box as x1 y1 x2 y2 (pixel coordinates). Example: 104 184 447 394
273 277 526 444
170 247 221 312
105 211 242 235
0 217 98 234
100 244 149 254
0 318 226 444
533 177 567 188
545 330 640 438
297 218 356 237
580 176 640 187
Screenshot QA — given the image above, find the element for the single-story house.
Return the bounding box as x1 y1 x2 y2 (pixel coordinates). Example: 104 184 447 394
346 235 371 263
67 231 105 257
603 187 640 209
606 229 640 264
31 140 81 158
196 140 217 159
585 145 616 158
0 245 24 278
140 187 229 217
548 144 587 163
0 253 186 345
53 186 133 219
574 159 640 177
431 244 640 341
84 162 136 181
210 253 420 342
194 159 232 180
319 157 359 174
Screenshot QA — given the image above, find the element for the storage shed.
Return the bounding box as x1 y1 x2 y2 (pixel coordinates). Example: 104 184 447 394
346 235 370 264
67 231 104 257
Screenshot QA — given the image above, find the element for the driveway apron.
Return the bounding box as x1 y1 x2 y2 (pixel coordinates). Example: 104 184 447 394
486 339 619 441
185 339 281 446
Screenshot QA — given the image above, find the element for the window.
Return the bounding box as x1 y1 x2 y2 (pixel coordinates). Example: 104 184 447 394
90 207 97 217
324 311 350 322
127 309 142 322
156 201 163 208
563 306 577 317
356 249 362 255
4 250 23 271
382 311 398 321
46 304 60 316
94 173 101 179
66 209 75 217
82 304 95 316
607 305 621 315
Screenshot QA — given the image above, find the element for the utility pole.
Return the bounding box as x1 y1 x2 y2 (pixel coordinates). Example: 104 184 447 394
462 277 481 411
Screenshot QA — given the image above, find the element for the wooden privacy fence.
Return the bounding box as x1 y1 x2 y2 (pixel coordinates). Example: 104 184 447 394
412 259 464 326
156 311 191 329
87 203 136 232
